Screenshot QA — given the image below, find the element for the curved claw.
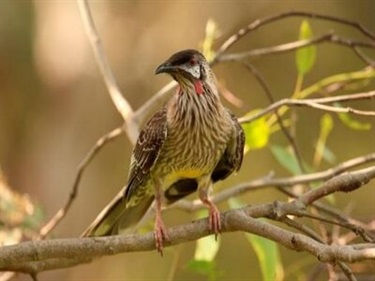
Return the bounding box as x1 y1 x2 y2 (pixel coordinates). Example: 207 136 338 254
154 216 170 256
208 203 221 240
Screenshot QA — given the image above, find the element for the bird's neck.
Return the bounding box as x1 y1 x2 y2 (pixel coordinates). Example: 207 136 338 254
166 80 224 130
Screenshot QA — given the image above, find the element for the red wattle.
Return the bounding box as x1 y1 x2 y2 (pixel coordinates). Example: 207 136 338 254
194 81 204 95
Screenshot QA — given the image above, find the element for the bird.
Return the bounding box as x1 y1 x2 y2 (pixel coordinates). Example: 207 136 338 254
82 49 245 254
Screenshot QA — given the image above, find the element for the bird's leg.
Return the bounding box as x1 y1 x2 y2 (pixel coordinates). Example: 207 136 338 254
153 178 169 255
198 176 221 239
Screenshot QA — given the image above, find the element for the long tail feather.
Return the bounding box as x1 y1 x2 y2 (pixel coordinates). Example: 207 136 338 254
81 189 154 237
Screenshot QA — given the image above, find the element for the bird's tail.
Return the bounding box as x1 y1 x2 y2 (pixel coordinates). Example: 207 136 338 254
81 189 154 237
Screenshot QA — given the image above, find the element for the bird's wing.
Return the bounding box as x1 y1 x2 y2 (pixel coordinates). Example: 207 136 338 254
82 107 168 237
211 110 245 182
124 107 168 203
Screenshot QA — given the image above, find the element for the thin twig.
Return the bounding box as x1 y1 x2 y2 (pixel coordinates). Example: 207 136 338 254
278 187 374 234
281 205 374 243
336 262 357 281
38 0 141 248
141 11 375 120
283 213 360 281
218 33 375 65
239 91 375 124
293 101 375 116
339 220 375 245
39 127 124 238
241 61 307 173
77 0 138 143
282 216 325 242
352 46 375 66
214 10 375 59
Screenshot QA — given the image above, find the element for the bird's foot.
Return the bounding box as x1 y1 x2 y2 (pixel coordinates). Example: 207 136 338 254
154 215 170 256
208 203 221 240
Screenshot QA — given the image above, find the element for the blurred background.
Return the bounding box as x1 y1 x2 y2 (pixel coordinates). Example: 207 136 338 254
1 0 374 280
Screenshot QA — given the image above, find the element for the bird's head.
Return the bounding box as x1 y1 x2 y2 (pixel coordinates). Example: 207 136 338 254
155 49 211 95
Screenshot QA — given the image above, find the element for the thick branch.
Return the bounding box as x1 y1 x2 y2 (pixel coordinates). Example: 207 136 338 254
229 211 375 263
298 166 375 205
1 203 374 274
2 164 373 273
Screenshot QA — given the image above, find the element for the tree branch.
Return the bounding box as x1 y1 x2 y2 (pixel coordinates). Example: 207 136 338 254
136 11 375 123
2 201 374 273
214 10 375 59
2 163 374 273
239 91 375 124
77 0 139 143
218 33 375 66
298 166 375 205
3 8 373 280
241 60 307 173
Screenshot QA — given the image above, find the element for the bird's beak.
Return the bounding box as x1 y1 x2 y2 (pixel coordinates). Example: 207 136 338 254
155 62 177 75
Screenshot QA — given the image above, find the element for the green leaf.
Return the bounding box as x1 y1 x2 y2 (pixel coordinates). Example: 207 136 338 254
187 210 221 281
194 210 220 261
314 114 336 167
313 115 337 203
245 234 284 281
298 68 375 99
186 260 220 281
228 197 243 209
187 260 215 275
320 113 334 137
228 199 284 281
22 204 45 229
338 112 371 130
242 110 270 153
296 20 316 75
271 145 302 175
321 146 336 165
194 235 220 262
201 18 220 62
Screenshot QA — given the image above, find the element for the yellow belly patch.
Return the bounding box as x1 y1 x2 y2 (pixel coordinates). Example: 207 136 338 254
163 169 203 188
177 169 203 178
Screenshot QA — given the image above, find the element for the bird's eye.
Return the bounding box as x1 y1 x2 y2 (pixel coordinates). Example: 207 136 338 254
189 59 197 66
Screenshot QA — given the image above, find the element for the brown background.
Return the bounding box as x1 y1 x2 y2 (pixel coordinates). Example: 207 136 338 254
1 0 374 280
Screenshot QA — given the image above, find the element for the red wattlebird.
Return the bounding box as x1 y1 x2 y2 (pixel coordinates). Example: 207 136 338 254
82 49 245 254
